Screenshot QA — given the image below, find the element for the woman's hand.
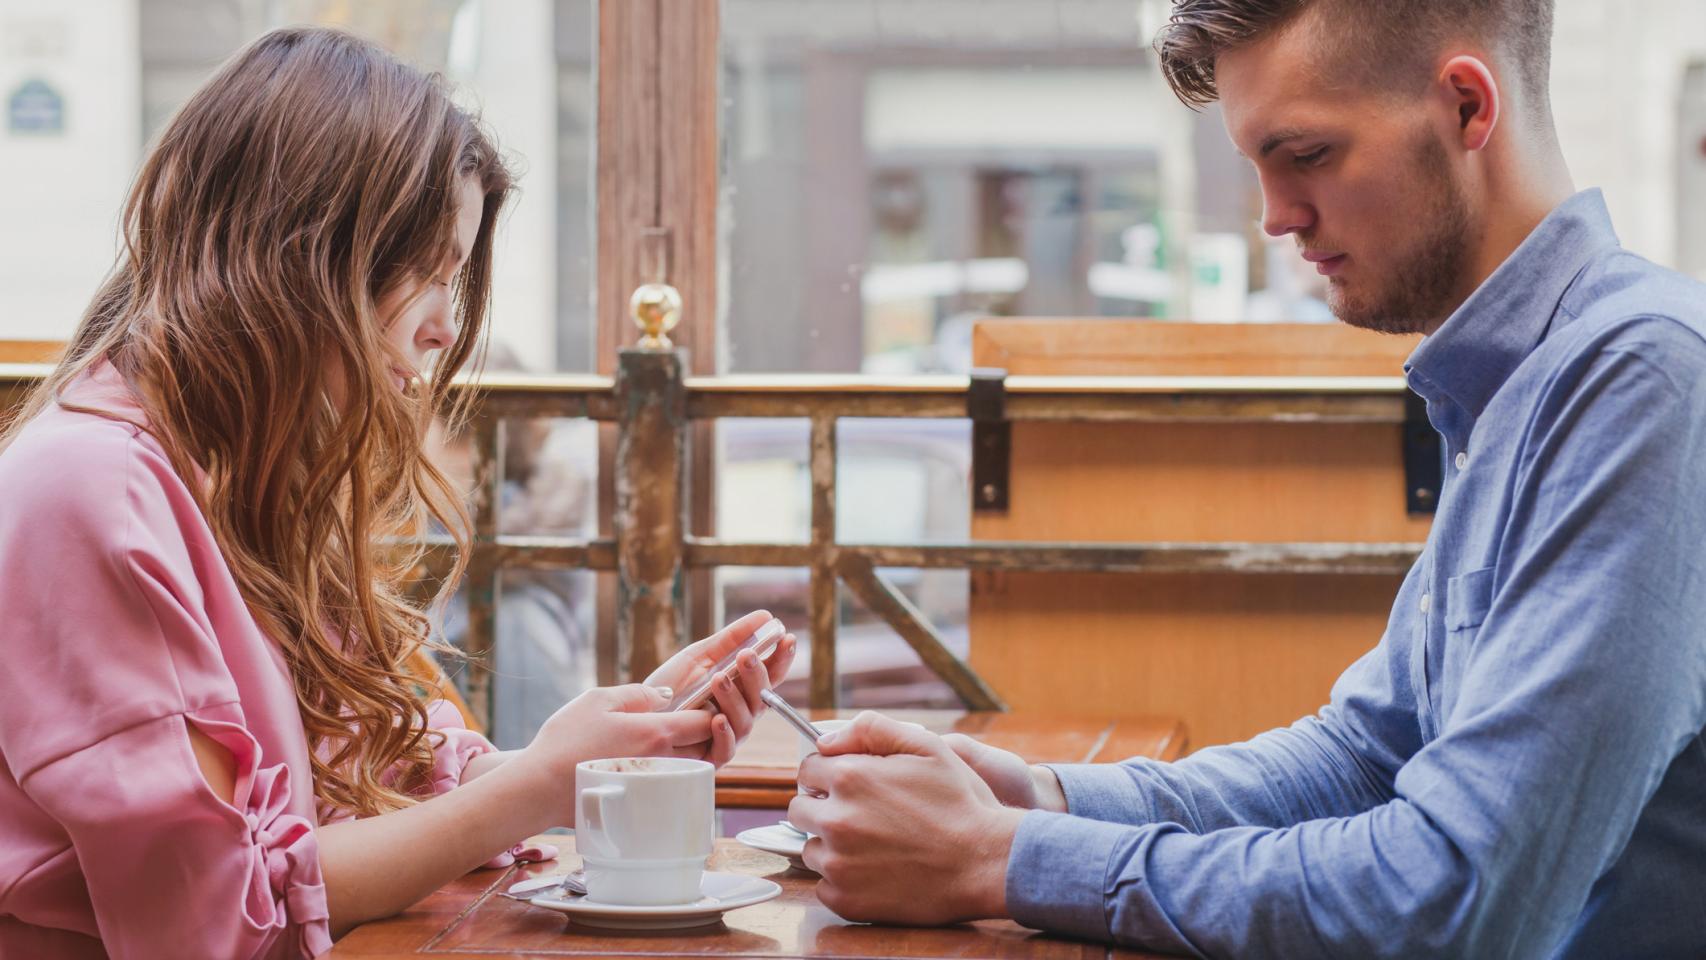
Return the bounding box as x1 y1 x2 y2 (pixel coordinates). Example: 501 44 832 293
515 684 715 826
646 610 798 766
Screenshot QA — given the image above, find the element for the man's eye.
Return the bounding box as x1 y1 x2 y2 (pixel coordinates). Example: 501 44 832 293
1296 147 1330 167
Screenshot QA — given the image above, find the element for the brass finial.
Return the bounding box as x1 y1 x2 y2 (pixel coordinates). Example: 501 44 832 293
630 281 682 349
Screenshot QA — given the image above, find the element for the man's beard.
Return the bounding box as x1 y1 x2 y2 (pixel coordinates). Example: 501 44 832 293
1323 130 1474 335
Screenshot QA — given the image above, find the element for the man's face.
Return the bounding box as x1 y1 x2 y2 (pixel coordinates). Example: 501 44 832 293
1216 15 1476 335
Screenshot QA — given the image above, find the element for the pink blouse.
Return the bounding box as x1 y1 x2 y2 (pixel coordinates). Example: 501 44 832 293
0 364 544 958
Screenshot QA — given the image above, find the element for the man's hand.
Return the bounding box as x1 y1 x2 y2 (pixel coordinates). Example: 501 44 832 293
942 735 1068 813
788 712 1026 926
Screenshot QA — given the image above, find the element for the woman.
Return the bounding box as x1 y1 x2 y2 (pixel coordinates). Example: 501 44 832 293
0 27 793 958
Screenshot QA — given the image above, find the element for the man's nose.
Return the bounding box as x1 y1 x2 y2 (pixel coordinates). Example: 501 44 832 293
1258 178 1315 238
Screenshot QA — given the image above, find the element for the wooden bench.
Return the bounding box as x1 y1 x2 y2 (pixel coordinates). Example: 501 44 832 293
0 340 62 364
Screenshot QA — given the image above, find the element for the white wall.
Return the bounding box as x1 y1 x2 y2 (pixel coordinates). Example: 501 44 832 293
0 1 140 340
1552 0 1706 268
451 0 558 369
866 68 1160 151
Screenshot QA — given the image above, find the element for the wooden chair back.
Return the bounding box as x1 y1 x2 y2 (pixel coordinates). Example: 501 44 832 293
969 320 1424 747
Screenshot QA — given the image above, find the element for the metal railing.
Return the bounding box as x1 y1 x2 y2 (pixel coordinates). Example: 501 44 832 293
0 341 1427 731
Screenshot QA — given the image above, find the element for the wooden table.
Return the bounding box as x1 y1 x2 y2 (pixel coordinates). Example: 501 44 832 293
327 836 1171 959
715 710 1188 808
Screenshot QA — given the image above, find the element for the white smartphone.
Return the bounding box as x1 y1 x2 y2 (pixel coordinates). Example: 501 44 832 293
664 618 787 712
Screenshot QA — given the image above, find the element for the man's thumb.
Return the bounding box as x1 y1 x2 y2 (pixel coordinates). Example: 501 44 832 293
816 711 935 758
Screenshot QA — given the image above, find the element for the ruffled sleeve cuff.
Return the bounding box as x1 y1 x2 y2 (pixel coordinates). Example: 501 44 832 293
239 759 333 957
171 715 334 958
422 699 497 797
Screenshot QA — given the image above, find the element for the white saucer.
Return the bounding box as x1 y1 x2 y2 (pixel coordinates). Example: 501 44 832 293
527 871 782 930
734 824 811 872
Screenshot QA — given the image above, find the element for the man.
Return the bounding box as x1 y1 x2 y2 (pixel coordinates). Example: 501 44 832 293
788 1 1706 957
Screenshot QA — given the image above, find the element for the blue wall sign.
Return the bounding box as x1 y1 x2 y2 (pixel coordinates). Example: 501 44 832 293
8 78 65 135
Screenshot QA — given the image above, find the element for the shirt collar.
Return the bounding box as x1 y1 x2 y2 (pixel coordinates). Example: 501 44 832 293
1405 189 1619 421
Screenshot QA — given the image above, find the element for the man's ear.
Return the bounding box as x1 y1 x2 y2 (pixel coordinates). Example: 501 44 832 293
1439 55 1500 151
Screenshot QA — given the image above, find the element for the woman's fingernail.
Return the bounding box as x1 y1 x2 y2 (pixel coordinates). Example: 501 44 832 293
653 686 673 699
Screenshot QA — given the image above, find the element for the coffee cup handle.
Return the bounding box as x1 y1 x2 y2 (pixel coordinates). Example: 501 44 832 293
578 784 624 834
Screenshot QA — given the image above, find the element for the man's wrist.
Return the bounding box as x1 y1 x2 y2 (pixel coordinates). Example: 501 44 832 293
968 806 1027 920
1030 764 1068 813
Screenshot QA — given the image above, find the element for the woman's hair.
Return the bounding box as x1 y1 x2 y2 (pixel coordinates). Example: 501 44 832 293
2 26 513 817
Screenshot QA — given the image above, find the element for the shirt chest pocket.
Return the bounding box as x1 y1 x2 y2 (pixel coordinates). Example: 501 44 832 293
1446 566 1496 633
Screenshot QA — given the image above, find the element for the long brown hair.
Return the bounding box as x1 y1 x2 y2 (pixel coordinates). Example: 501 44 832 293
2 27 512 817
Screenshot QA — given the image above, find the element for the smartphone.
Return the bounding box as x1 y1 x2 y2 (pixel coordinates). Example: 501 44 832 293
664 618 786 712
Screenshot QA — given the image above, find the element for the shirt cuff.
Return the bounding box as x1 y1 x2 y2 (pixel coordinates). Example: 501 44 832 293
1046 761 1154 825
1005 808 1132 942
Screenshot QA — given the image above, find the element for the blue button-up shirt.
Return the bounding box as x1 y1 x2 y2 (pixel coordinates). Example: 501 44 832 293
1005 190 1706 959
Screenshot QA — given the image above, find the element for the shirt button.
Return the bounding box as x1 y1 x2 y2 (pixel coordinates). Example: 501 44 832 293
1420 593 1432 613
1455 451 1469 470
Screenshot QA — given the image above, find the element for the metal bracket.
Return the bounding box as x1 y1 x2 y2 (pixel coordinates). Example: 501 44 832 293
1403 389 1442 515
970 367 1010 513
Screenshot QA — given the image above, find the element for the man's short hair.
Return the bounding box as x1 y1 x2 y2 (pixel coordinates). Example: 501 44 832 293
1153 0 1555 118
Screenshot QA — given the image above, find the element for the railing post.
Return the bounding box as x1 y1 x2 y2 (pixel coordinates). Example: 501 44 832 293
614 283 689 683
463 414 503 732
808 413 839 708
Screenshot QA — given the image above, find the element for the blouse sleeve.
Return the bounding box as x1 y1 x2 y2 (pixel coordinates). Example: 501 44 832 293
20 712 332 959
420 698 497 797
0 426 332 958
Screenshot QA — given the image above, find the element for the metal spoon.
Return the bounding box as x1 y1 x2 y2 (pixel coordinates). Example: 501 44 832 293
501 868 587 901
759 688 823 744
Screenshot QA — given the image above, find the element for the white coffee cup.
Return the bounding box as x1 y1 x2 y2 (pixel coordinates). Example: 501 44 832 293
575 757 715 905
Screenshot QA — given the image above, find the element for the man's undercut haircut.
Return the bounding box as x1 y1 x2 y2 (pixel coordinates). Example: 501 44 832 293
1154 0 1555 122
